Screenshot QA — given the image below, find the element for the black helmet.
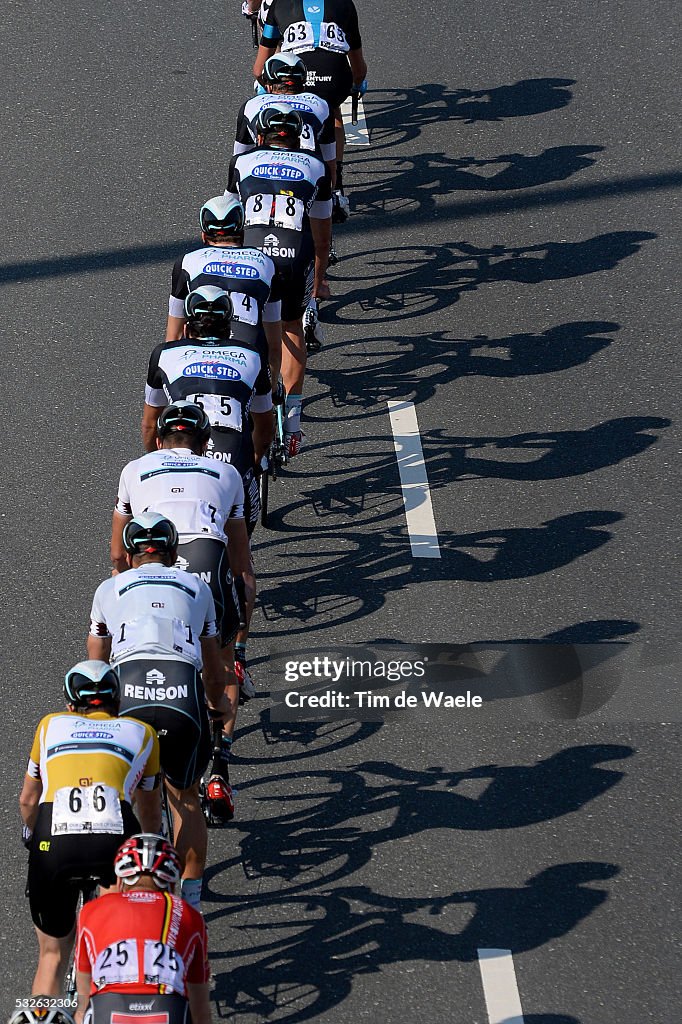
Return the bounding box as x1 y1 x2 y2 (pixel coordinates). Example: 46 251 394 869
114 833 182 890
256 103 303 140
122 512 179 556
261 52 307 90
157 401 211 442
64 660 120 710
200 195 245 238
184 285 234 339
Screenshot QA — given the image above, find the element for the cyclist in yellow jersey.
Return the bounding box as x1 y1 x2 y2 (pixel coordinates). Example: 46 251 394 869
19 661 161 997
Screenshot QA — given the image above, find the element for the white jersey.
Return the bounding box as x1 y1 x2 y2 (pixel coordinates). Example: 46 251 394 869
89 564 218 670
115 448 245 543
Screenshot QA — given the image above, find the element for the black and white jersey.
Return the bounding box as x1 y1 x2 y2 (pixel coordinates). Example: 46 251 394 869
234 92 335 164
115 448 245 544
89 564 218 670
168 245 280 348
226 147 332 266
261 0 362 103
145 339 272 474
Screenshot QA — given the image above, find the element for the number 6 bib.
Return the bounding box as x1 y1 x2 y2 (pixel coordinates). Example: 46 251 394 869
52 784 124 835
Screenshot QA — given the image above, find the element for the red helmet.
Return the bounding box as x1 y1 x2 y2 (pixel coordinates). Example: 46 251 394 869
114 833 181 889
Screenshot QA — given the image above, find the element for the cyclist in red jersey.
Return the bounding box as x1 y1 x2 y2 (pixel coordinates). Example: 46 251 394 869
74 834 210 1024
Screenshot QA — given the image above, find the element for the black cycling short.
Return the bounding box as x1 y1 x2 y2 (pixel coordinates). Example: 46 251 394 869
271 259 315 322
176 537 240 645
306 63 353 113
27 802 139 938
86 991 191 1024
118 659 211 791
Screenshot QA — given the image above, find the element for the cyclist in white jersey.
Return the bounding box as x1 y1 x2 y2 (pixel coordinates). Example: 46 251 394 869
110 401 254 820
165 196 283 389
87 513 227 910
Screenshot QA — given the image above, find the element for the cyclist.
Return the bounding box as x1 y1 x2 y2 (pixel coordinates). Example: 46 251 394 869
86 513 228 908
165 195 282 389
19 661 161 996
142 286 273 531
74 834 210 1024
110 401 254 816
253 0 368 204
236 53 336 177
225 105 332 456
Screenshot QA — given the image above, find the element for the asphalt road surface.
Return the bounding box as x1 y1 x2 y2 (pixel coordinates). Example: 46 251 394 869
1 2 680 1021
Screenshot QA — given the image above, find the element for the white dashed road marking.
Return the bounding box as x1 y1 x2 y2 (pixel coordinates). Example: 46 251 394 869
387 400 441 559
477 948 526 1024
341 93 370 145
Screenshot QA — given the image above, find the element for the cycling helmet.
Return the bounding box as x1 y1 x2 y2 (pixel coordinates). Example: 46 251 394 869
157 401 211 442
261 52 307 90
256 103 303 140
184 285 234 339
8 1009 76 1024
114 833 181 890
200 195 245 238
64 660 120 709
122 512 179 556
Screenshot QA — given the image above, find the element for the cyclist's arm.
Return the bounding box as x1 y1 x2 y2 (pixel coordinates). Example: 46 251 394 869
87 633 112 661
166 314 185 341
75 971 91 1024
19 775 42 830
349 47 367 86
187 982 212 1024
253 41 277 79
142 401 165 452
111 467 134 572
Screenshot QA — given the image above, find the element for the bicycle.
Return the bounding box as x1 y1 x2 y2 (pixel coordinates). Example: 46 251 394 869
63 873 103 1001
259 385 288 529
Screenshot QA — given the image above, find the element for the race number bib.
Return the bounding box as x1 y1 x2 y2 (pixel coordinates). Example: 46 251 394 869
300 121 315 152
191 393 242 432
231 291 259 327
272 195 304 232
319 21 349 53
144 940 186 990
52 784 124 835
245 193 272 227
281 19 315 53
112 615 201 662
93 940 139 988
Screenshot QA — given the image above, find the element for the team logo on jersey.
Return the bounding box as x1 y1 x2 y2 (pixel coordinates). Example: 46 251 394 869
175 555 190 571
264 233 279 246
202 261 260 279
72 731 117 740
252 163 305 181
182 362 242 380
275 100 313 113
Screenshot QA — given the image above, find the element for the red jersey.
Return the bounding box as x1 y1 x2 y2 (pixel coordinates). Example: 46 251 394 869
76 890 210 995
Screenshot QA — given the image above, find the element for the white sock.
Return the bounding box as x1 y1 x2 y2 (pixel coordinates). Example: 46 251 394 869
181 877 203 910
285 394 302 434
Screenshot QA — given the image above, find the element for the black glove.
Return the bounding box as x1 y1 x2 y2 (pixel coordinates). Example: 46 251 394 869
21 824 32 849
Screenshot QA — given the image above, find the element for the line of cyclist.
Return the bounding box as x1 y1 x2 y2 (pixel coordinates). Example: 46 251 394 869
16 1 368 1021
